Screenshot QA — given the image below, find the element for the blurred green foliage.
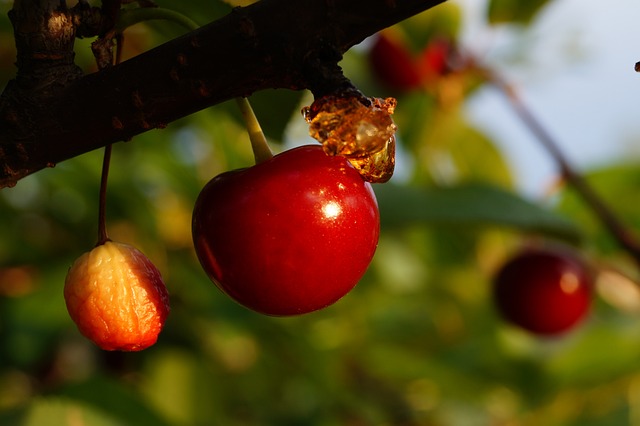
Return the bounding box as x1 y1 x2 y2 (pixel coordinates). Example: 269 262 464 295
487 0 553 25
1 0 640 425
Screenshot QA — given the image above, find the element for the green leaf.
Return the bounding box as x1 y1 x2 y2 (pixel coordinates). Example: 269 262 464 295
444 122 515 188
398 97 514 188
218 0 258 6
401 2 462 50
555 163 640 254
58 376 172 426
487 0 552 25
375 182 582 241
16 397 122 426
545 322 640 387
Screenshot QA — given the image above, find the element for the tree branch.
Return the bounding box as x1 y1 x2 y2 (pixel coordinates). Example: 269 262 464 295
0 0 446 189
485 67 640 267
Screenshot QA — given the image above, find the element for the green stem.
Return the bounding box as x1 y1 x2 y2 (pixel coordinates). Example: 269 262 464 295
236 97 273 164
116 7 200 33
116 7 272 164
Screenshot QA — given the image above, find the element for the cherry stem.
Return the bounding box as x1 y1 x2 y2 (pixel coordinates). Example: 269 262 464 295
235 96 273 164
486 68 640 267
113 9 273 165
94 21 127 246
97 143 112 246
115 7 200 33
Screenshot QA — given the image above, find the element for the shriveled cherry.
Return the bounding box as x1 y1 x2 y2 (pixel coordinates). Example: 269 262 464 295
192 144 380 316
64 241 170 351
492 246 592 335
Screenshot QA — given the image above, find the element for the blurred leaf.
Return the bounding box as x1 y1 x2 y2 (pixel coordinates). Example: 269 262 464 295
375 183 582 241
141 348 221 425
59 376 171 426
401 2 462 51
556 163 640 254
15 397 122 426
0 407 24 426
445 119 515 187
488 0 552 25
218 0 258 6
398 95 513 187
396 92 439 147
545 322 640 387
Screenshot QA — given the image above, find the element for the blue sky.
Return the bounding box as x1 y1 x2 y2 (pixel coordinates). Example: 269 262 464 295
460 0 640 196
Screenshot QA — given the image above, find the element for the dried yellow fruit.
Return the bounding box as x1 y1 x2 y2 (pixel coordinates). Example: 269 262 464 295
64 241 170 351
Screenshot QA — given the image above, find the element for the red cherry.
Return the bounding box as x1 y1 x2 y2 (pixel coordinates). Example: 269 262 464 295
415 39 450 84
369 32 422 92
492 246 592 335
192 145 380 316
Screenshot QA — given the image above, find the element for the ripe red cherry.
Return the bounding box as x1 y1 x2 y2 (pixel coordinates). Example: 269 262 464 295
415 38 450 84
192 145 380 316
369 32 422 92
492 246 592 335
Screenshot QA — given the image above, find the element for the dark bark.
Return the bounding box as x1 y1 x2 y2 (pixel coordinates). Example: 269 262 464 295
0 0 446 188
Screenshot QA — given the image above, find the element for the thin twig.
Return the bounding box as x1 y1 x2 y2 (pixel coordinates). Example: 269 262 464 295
97 143 112 245
485 68 640 266
95 21 123 246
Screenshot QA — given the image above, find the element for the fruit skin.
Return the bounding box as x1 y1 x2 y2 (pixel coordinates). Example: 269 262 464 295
369 32 451 93
415 38 450 85
64 241 170 351
492 246 592 336
192 145 380 316
369 32 422 92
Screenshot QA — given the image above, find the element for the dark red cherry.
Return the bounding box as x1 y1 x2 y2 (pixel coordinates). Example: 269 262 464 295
493 246 592 335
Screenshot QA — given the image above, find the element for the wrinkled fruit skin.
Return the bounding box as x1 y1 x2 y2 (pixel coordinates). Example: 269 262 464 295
192 145 380 316
64 241 170 351
493 247 592 336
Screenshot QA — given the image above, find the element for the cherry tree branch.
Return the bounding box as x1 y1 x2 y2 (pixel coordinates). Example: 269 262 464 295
0 0 446 189
487 69 640 267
